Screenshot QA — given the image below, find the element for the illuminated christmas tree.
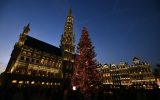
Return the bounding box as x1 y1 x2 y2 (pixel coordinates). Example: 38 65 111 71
72 27 100 93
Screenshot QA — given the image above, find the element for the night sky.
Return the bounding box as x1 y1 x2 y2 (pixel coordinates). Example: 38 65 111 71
0 0 160 73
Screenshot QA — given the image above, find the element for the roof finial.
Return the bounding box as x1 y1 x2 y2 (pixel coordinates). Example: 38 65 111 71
68 8 72 16
23 23 30 34
27 23 30 28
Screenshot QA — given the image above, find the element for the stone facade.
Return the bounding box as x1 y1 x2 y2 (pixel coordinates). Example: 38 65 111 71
101 58 156 89
1 9 75 88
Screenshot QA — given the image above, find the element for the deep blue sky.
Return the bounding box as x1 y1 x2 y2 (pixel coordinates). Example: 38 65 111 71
0 0 160 73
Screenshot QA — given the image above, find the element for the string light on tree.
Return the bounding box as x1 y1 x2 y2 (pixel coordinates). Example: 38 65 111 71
71 27 101 93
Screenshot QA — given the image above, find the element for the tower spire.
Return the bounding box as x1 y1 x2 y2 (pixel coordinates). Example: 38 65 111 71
60 9 74 50
68 8 72 16
60 9 75 83
17 24 30 46
23 23 30 35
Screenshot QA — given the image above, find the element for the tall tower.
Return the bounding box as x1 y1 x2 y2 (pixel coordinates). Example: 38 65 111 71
60 9 75 81
5 24 30 73
17 24 30 46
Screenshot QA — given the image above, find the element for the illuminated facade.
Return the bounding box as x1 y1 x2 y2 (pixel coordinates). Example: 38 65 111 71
2 9 75 88
128 57 155 89
101 64 112 86
101 57 156 89
110 64 121 87
154 65 160 88
118 61 131 87
6 30 63 77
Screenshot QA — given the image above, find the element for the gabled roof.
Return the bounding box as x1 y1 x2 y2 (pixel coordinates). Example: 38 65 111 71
133 57 140 61
24 36 62 57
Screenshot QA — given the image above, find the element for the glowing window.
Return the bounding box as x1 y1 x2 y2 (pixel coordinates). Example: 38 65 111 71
31 81 35 84
58 63 61 68
52 61 55 67
22 51 26 54
41 59 44 64
12 80 17 83
28 52 31 56
19 81 23 84
44 60 48 65
42 82 45 85
26 81 29 84
48 61 52 66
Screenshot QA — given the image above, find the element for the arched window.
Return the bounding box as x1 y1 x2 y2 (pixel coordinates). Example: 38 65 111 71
22 51 27 54
28 52 31 56
41 59 44 64
52 61 55 67
44 60 48 65
48 60 52 66
58 62 61 68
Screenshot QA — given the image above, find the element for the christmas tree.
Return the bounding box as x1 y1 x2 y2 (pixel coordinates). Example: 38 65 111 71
71 27 100 93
